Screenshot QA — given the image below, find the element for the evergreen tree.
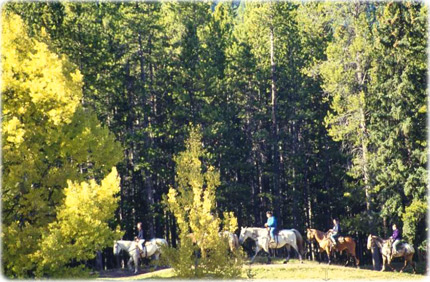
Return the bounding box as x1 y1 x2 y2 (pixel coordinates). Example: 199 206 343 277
369 2 427 243
4 1 427 272
318 1 376 225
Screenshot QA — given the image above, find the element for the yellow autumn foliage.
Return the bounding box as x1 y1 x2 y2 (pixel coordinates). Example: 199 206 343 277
2 14 81 129
31 168 123 277
164 126 242 278
1 12 123 278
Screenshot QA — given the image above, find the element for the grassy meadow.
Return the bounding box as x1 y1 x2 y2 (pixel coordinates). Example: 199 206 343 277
98 259 427 280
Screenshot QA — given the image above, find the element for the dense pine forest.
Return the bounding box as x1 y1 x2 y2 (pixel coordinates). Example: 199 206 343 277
2 0 428 278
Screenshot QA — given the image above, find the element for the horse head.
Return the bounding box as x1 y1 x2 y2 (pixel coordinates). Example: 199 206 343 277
367 234 374 250
306 228 315 241
239 227 248 245
368 234 384 251
113 240 120 256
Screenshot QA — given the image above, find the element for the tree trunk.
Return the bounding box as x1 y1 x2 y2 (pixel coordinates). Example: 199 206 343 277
270 18 280 218
371 246 381 270
96 251 103 271
136 6 155 237
357 55 372 218
360 107 371 215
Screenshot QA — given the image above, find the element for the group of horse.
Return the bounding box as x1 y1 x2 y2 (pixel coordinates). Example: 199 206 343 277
305 228 416 273
112 227 416 274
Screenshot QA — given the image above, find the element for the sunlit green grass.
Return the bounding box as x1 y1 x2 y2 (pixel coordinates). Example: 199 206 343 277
243 259 425 280
98 259 427 280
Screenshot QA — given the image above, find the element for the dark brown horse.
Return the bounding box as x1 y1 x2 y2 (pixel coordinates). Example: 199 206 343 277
307 228 359 267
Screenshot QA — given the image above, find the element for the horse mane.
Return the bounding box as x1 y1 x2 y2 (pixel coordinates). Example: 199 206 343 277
369 235 386 250
372 235 384 244
310 228 327 240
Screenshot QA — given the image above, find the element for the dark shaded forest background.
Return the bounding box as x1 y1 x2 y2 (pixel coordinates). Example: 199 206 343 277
3 0 428 273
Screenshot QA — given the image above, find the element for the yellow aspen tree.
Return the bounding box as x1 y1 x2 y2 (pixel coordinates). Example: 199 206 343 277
164 126 242 278
1 12 123 277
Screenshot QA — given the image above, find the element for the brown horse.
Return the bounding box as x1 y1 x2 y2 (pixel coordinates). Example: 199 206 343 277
307 228 359 267
367 235 416 273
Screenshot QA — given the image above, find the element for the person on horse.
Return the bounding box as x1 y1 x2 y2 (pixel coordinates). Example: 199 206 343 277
390 223 401 255
135 222 145 255
264 211 277 244
328 218 341 247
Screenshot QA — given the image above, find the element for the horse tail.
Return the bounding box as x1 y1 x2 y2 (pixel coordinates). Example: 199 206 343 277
292 229 305 257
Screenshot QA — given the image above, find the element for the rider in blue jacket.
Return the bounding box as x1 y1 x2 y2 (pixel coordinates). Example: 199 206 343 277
264 211 277 243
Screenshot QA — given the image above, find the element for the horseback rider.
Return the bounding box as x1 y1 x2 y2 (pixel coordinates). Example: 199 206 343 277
390 223 401 255
135 222 145 255
328 218 341 247
264 211 277 244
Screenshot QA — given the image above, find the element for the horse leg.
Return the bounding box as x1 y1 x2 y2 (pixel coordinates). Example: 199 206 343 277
284 245 291 264
153 253 160 270
326 248 331 265
265 245 271 264
380 256 385 272
317 248 324 264
251 246 260 264
411 258 417 274
400 255 415 273
344 250 350 267
399 257 409 273
353 254 360 269
353 246 360 268
128 257 133 271
134 254 140 274
344 246 354 267
386 257 396 272
290 242 302 263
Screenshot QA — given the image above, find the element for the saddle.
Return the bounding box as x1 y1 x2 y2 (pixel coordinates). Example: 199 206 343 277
267 228 279 244
139 245 148 258
268 235 279 246
135 240 148 258
329 236 344 250
390 240 404 254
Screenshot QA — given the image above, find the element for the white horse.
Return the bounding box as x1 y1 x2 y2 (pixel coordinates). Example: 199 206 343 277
113 238 167 274
239 227 305 264
219 231 240 252
367 235 416 273
187 231 240 253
